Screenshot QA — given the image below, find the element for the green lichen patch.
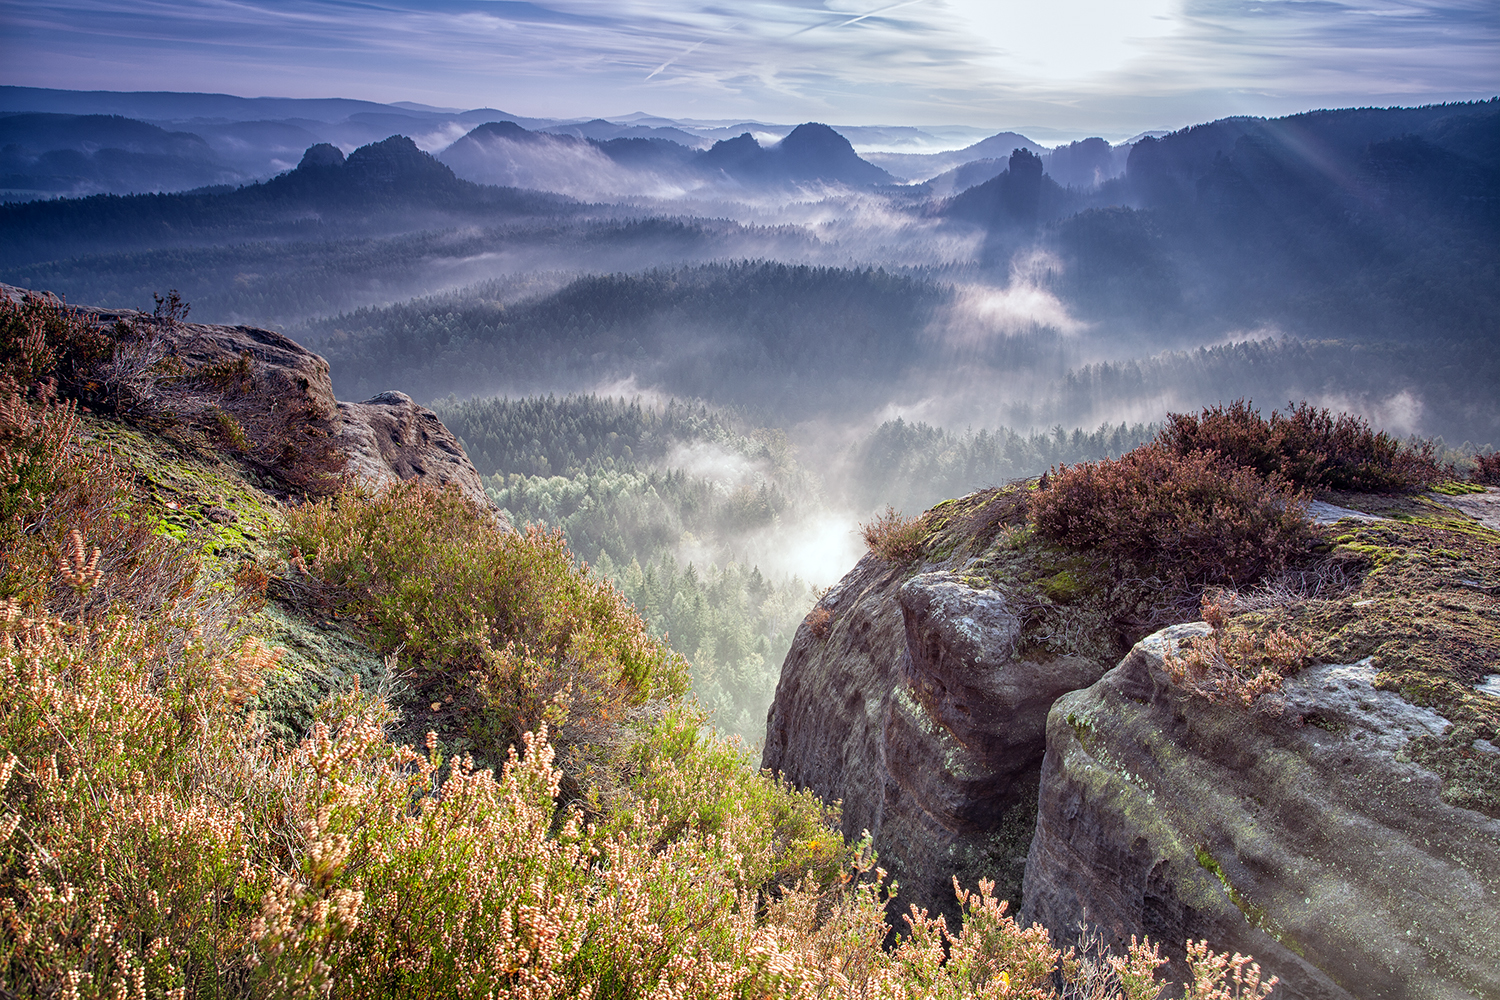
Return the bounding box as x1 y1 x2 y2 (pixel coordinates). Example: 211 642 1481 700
1431 481 1488 496
1193 844 1305 956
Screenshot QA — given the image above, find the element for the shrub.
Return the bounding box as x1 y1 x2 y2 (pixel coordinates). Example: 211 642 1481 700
1160 399 1441 492
283 480 690 762
1029 444 1314 586
805 605 833 639
861 505 927 562
0 388 198 617
1473 451 1500 485
0 576 1271 998
0 292 112 403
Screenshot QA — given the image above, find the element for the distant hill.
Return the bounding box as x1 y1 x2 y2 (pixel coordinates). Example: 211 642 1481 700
700 123 894 187
0 113 244 198
439 119 894 194
0 135 572 266
943 148 1077 231
1049 100 1500 342
864 132 1047 181
0 85 543 129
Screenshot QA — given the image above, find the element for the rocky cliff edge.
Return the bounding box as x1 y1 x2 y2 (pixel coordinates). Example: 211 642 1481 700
0 284 501 514
763 483 1500 1000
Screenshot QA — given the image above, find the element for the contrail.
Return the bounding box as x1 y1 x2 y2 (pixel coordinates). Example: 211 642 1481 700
646 39 705 81
790 0 928 37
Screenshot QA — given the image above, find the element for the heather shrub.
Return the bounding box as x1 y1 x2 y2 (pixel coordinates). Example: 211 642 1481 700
0 389 198 617
283 480 689 761
598 705 853 897
0 293 112 402
1029 444 1314 586
861 505 927 562
0 507 1275 999
1159 399 1441 492
1473 451 1500 485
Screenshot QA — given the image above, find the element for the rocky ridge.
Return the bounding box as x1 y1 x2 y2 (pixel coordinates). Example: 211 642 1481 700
763 483 1500 999
0 283 497 511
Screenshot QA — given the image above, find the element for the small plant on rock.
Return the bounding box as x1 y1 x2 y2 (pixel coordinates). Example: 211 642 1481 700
861 505 927 563
1162 592 1312 707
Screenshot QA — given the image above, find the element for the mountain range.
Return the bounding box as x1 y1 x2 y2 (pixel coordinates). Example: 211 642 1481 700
0 86 1128 202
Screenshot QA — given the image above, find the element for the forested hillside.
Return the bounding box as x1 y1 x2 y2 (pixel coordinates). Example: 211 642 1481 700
1049 101 1500 341
314 261 1500 445
315 262 945 411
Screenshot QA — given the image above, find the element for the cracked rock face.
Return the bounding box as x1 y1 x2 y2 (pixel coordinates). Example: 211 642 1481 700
1022 625 1500 1000
763 561 1110 919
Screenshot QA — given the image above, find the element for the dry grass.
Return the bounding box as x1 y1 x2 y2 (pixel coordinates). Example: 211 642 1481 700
860 505 927 563
1162 592 1313 708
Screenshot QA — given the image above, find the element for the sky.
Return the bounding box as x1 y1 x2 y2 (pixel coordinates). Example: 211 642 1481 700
3 0 1498 138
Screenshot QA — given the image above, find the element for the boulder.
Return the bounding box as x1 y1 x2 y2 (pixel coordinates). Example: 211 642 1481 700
1 284 499 512
337 390 493 509
1022 624 1500 1000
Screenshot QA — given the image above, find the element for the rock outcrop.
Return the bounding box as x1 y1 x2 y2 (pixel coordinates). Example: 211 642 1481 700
1 284 498 511
762 490 1121 917
764 483 1499 997
1023 624 1500 1000
337 391 490 507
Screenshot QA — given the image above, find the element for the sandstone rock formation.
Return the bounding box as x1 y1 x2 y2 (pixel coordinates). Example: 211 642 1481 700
1023 624 1500 1000
764 482 1499 998
1 284 498 511
762 493 1120 917
337 390 490 507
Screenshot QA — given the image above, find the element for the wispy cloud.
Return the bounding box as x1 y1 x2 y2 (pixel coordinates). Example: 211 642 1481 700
2 0 1495 132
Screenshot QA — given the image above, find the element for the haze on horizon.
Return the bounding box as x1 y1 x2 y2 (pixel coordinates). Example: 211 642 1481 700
3 0 1498 141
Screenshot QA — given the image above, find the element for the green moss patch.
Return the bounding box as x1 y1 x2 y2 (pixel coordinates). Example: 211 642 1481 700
1238 508 1500 817
1431 481 1488 496
77 414 284 569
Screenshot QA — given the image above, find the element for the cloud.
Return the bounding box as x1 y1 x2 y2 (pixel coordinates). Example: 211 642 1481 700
1314 388 1426 437
3 0 1496 133
932 250 1086 349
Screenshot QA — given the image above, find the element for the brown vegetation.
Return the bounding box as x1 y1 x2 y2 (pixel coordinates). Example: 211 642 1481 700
1472 451 1500 485
1028 444 1314 586
1163 592 1313 707
860 504 927 563
1159 399 1441 492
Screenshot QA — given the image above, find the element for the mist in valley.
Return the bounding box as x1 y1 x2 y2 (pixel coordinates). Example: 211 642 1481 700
4 89 1498 739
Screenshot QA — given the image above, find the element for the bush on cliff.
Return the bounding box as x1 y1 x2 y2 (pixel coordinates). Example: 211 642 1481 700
860 504 928 562
1029 443 1314 585
282 480 690 765
1159 399 1441 492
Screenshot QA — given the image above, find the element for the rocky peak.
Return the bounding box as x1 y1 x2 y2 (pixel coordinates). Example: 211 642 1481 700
297 142 346 170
